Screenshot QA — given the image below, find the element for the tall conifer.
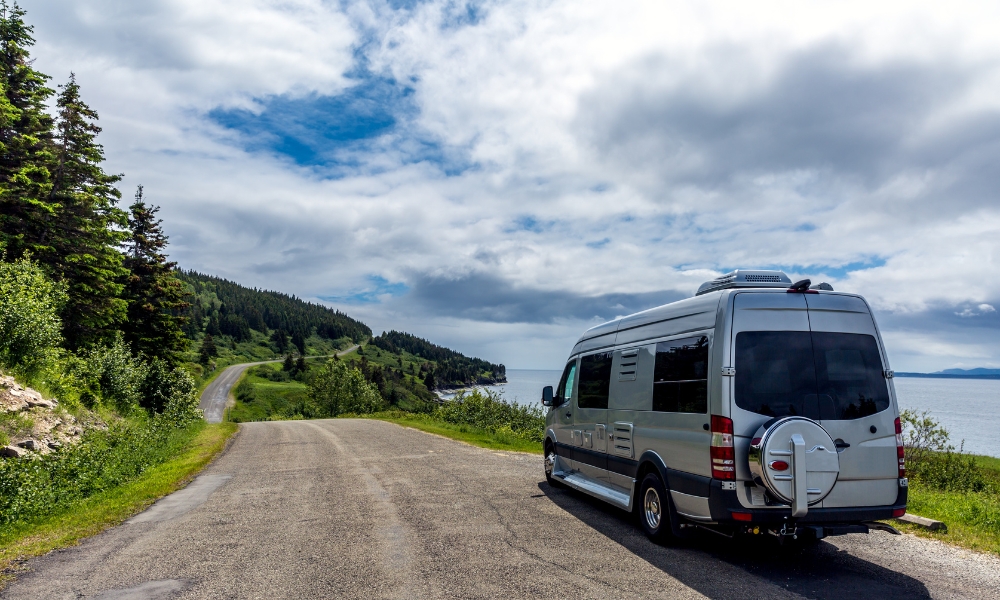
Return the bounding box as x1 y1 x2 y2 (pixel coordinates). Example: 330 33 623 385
122 186 189 364
0 1 55 258
48 73 128 347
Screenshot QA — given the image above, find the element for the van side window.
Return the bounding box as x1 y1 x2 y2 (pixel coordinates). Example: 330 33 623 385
555 361 577 404
578 352 613 409
653 336 709 413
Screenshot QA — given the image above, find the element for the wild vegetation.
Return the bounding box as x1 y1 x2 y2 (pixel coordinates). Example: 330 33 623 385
898 410 1000 555
0 3 219 554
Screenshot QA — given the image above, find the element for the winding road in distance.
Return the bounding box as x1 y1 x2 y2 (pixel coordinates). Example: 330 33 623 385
197 345 358 423
4 355 999 598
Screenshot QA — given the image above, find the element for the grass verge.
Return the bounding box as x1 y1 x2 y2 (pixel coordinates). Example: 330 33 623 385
365 411 542 454
0 421 238 587
893 482 1000 556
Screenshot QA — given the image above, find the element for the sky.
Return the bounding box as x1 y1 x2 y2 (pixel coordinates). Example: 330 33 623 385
21 0 1000 371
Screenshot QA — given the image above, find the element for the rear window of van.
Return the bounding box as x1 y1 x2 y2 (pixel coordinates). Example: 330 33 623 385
734 331 890 420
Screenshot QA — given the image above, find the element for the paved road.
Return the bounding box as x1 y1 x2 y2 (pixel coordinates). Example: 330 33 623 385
198 347 358 423
5 419 1000 599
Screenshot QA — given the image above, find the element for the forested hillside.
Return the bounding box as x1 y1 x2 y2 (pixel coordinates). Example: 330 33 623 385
371 331 506 388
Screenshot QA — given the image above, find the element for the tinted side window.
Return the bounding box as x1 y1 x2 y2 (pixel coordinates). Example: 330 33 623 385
813 332 890 419
555 361 577 404
653 336 708 413
578 352 613 409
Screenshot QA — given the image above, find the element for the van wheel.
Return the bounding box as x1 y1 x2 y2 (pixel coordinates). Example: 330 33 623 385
638 473 673 542
544 445 563 488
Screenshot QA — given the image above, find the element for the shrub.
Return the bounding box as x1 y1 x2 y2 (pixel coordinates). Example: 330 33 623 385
138 358 199 418
900 409 988 492
0 256 67 378
77 337 148 413
0 416 203 526
435 389 545 443
309 359 383 416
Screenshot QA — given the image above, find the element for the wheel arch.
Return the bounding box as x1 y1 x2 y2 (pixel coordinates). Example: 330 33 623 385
635 450 670 496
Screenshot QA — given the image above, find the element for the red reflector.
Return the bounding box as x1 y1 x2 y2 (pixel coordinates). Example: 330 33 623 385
751 437 761 446
894 417 902 435
732 511 753 522
768 460 789 471
892 508 906 518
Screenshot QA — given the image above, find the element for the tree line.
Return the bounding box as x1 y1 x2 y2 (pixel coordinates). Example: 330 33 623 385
0 3 188 365
370 330 506 388
177 271 371 353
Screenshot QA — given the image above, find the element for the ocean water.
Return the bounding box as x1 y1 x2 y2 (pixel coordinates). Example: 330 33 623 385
893 377 1000 458
473 370 1000 458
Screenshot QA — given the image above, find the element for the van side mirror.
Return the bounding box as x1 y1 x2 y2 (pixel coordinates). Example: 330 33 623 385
541 386 554 407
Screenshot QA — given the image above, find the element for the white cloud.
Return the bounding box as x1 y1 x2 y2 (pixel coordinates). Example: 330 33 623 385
19 0 1000 369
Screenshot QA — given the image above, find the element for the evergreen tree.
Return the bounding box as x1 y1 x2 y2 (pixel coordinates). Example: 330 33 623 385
291 330 306 355
206 314 221 337
199 334 217 365
121 186 188 363
47 73 128 348
282 354 294 372
0 2 55 262
423 370 436 391
295 356 307 374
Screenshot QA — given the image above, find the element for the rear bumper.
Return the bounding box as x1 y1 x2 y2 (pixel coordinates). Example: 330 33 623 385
707 480 908 525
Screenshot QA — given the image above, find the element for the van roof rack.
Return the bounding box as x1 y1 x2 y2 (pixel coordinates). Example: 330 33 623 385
696 270 793 296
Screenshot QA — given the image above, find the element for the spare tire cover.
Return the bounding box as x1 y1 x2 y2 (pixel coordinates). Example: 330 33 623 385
748 417 840 506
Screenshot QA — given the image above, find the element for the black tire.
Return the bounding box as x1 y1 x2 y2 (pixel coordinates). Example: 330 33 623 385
544 444 563 488
637 472 674 542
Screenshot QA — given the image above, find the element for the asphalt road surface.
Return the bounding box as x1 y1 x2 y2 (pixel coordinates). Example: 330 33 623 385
198 347 358 423
5 419 1000 599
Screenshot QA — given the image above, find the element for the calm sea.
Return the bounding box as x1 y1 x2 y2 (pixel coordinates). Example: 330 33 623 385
473 369 1000 458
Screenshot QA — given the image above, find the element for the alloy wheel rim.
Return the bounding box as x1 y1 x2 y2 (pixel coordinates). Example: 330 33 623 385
544 452 556 477
644 487 662 530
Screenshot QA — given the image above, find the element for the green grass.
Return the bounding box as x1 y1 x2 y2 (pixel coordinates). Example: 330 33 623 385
0 422 237 587
892 452 1000 556
366 411 543 454
896 483 1000 555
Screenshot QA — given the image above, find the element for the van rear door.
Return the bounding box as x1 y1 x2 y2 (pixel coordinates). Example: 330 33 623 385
805 294 898 507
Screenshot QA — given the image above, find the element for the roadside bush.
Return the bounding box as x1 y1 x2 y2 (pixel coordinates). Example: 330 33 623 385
0 416 203 526
435 389 545 443
901 409 989 492
309 359 383 416
139 358 199 419
0 256 67 378
76 337 148 413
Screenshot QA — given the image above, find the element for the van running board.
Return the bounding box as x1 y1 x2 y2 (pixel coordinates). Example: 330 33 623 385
553 470 633 511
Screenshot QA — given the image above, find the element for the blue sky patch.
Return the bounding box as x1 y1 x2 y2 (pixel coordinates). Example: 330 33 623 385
320 275 410 304
209 73 471 174
505 215 554 233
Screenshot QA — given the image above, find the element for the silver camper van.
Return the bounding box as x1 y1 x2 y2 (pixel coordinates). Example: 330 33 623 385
541 270 907 543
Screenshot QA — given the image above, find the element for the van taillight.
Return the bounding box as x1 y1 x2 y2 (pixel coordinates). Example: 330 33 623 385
711 415 735 481
895 417 906 478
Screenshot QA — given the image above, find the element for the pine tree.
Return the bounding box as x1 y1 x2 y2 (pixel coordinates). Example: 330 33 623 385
291 330 306 355
295 356 307 374
423 370 436 391
0 1 55 261
121 186 188 363
283 354 294 372
199 334 217 365
46 73 128 348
